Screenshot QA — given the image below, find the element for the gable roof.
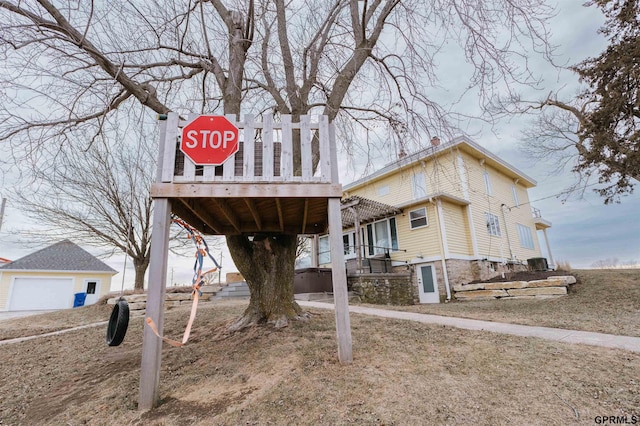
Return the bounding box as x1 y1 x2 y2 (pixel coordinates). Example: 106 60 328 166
344 136 537 191
0 240 117 273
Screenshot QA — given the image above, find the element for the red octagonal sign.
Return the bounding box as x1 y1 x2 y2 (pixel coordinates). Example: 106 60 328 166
181 115 239 165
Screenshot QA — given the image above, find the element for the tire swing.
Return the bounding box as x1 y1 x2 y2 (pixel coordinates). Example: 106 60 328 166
106 297 130 346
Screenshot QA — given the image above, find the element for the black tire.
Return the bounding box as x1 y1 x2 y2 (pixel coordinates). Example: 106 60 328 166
106 299 129 346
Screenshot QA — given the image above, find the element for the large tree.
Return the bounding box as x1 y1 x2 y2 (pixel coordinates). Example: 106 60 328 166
9 115 155 290
508 0 639 203
0 0 554 327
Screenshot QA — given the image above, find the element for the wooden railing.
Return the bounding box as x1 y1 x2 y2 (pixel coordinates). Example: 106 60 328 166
158 113 334 184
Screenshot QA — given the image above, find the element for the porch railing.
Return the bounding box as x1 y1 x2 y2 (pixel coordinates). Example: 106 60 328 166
159 113 333 184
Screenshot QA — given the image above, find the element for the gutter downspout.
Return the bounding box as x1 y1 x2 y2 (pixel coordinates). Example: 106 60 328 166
500 204 514 261
435 199 452 301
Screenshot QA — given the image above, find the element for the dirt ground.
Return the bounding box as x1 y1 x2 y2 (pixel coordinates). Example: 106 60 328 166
0 269 638 425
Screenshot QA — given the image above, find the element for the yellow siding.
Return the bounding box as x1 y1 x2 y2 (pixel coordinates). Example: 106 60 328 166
0 270 114 310
346 156 464 207
345 141 545 264
0 272 12 309
441 202 472 255
393 203 441 261
462 152 543 261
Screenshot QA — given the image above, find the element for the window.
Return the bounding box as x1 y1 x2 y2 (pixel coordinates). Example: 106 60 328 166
318 235 330 264
483 171 493 196
377 185 390 196
366 217 398 255
517 224 535 249
485 212 501 236
511 185 520 207
409 207 428 229
86 281 97 295
412 172 427 199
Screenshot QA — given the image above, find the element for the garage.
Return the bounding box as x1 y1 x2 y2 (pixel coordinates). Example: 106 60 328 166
9 277 75 311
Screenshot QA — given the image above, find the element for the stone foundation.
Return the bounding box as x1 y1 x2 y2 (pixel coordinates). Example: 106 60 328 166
348 273 416 305
445 258 529 288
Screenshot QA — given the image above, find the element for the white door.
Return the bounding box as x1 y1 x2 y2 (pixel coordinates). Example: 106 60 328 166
417 265 439 304
9 277 75 310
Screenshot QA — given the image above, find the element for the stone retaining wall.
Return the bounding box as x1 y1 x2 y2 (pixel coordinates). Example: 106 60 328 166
348 273 417 305
107 285 220 316
453 276 576 300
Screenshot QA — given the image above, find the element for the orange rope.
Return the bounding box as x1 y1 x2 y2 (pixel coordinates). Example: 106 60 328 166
145 216 219 347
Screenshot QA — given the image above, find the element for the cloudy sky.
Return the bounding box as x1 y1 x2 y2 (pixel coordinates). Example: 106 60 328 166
468 2 640 269
1 1 638 291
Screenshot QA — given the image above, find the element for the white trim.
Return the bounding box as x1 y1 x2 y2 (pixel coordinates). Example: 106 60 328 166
395 192 469 209
408 254 485 265
408 207 428 230
0 269 116 275
541 228 556 269
434 199 451 300
83 278 101 305
511 185 520 207
485 212 502 237
483 171 493 196
435 200 450 258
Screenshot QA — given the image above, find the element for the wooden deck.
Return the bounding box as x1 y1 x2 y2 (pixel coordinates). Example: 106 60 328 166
152 113 340 235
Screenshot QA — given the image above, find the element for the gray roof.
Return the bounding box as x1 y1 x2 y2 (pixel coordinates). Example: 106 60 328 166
0 240 117 273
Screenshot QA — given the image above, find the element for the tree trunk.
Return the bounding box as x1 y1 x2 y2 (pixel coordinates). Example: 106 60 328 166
220 4 307 330
133 256 150 291
226 234 307 329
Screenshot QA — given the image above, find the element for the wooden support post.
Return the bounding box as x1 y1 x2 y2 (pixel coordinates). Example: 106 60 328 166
328 197 353 364
326 118 352 363
138 198 172 410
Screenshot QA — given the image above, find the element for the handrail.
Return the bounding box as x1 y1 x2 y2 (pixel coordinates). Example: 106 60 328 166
158 113 334 184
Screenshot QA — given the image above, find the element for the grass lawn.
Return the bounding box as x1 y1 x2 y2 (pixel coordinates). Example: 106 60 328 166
365 269 640 337
0 269 638 425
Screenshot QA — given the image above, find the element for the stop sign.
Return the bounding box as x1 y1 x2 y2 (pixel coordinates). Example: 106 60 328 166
180 115 239 165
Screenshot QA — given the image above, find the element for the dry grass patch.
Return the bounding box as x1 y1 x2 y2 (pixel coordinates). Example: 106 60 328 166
373 269 640 337
0 303 112 341
0 299 638 425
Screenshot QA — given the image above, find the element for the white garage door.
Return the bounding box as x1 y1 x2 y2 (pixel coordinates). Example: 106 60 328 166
9 277 75 311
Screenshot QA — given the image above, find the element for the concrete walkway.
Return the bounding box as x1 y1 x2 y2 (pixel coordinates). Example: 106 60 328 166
2 302 639 353
298 301 640 353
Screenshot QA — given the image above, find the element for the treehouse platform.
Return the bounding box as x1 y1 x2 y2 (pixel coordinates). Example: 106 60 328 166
149 113 342 236
139 112 352 411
